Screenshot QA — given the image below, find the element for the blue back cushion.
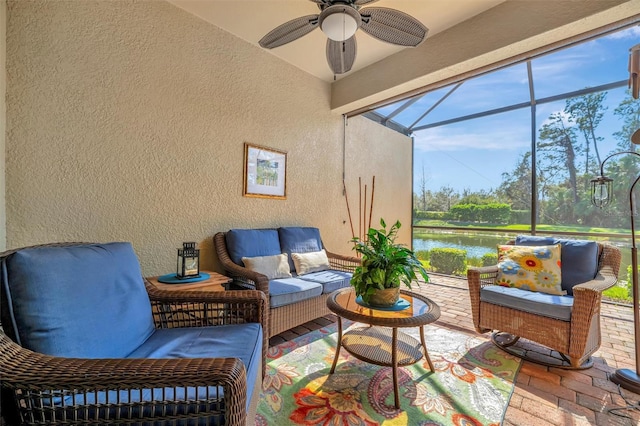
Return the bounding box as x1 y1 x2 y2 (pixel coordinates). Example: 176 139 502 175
225 228 281 266
278 227 323 272
514 236 599 295
1 242 154 358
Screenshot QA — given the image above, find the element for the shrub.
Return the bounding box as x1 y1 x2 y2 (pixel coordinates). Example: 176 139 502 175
415 250 430 261
467 257 483 267
626 264 636 298
481 252 498 266
429 248 467 275
449 203 511 224
604 285 631 303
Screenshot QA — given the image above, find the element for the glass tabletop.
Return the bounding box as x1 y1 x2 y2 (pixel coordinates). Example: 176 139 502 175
328 287 440 327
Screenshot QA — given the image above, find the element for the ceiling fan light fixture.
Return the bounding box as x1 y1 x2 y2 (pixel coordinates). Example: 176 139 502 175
319 5 360 41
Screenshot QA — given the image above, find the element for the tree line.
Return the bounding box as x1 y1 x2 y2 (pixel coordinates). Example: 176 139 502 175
414 90 640 229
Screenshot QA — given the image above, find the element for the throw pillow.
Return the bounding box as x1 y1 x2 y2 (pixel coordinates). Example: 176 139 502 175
496 244 565 295
242 253 292 280
514 235 599 295
291 249 330 275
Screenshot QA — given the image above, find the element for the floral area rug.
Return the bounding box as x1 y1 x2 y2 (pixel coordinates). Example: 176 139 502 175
256 322 521 426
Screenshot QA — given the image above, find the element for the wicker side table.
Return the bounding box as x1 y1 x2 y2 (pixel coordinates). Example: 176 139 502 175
146 270 233 326
326 287 441 409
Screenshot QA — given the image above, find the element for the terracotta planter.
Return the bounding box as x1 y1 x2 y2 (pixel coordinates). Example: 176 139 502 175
368 286 400 307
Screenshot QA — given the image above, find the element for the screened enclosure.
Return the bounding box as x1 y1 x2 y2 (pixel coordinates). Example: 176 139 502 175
363 24 640 293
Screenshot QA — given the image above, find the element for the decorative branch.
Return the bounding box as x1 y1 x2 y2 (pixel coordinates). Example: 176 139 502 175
343 179 355 239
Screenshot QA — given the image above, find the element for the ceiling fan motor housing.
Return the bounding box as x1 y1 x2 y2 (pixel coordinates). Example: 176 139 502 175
319 4 361 41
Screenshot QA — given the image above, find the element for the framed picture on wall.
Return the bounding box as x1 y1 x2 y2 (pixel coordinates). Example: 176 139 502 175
243 143 287 199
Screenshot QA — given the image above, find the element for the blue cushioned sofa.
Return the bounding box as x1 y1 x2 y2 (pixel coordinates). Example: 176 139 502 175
467 236 621 368
214 227 360 337
0 242 267 426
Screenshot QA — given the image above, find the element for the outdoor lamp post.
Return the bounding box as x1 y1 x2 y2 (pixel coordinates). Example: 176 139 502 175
591 151 640 394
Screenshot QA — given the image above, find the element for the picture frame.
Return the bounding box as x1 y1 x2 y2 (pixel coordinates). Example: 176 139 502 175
243 143 287 199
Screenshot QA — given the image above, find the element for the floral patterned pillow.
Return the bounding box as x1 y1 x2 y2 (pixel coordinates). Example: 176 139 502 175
496 244 565 295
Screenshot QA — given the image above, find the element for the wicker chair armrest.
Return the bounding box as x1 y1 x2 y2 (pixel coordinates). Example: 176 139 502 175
145 281 267 310
325 250 361 272
568 268 617 360
571 265 618 294
213 232 270 293
466 266 499 292
1 336 246 390
468 265 500 275
466 266 499 333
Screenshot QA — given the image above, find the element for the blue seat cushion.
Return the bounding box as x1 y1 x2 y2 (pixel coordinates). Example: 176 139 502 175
54 324 263 422
297 270 352 294
268 277 323 308
1 242 154 358
278 227 323 272
514 236 599 295
127 323 263 412
226 228 281 266
481 285 573 321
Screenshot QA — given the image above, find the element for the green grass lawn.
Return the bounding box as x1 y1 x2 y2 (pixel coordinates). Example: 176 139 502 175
413 220 626 235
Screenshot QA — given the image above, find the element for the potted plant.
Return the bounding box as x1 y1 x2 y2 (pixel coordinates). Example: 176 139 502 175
350 218 429 307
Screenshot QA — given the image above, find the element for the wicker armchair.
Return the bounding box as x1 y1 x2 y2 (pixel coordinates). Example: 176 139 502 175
214 230 360 337
0 242 268 426
467 240 621 369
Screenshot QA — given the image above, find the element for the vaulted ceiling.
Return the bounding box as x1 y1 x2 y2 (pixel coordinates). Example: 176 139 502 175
169 0 640 113
168 0 506 82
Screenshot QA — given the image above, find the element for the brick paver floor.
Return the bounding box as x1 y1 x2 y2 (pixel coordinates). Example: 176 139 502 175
270 274 640 425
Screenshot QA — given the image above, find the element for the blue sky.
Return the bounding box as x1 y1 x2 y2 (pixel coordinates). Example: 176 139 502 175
376 26 640 194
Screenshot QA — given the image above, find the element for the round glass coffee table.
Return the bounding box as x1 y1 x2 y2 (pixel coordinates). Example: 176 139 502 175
326 287 441 409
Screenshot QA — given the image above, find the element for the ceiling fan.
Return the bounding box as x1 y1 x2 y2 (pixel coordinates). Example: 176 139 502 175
258 0 428 75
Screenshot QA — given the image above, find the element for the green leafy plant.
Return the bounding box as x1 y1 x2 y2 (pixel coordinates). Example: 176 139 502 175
350 219 429 303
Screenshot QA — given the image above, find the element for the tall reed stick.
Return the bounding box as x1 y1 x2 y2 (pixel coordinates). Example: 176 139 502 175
369 175 376 231
363 184 368 240
343 179 355 239
358 177 362 241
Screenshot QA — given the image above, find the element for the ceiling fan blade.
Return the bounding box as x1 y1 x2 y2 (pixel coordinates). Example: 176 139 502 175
326 37 357 75
309 0 331 5
259 15 319 49
360 7 428 47
354 0 379 5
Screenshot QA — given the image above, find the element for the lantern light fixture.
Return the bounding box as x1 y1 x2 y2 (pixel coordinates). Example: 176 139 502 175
591 152 640 394
177 242 200 279
590 175 613 208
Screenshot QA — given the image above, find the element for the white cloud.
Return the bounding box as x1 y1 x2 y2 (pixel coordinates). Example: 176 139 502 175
413 124 530 152
606 26 640 40
532 52 592 80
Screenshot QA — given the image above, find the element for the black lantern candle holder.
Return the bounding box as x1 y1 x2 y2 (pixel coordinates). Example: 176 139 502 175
177 242 200 279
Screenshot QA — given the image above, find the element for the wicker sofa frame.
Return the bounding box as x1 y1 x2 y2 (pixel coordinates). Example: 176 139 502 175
467 240 621 369
0 242 268 426
214 232 360 338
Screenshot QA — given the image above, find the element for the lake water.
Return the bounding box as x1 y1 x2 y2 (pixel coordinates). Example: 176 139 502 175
412 230 630 279
412 232 510 259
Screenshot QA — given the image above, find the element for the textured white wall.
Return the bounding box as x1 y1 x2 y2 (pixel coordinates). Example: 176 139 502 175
344 117 413 249
5 0 411 275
